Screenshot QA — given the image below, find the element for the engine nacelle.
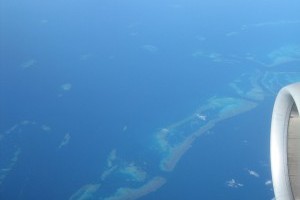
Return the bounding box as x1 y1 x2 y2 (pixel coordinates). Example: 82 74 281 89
271 82 300 200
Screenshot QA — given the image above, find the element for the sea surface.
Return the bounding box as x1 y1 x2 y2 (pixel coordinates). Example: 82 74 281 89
1 0 300 199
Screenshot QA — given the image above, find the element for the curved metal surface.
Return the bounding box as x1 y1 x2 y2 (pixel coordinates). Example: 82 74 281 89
271 82 300 200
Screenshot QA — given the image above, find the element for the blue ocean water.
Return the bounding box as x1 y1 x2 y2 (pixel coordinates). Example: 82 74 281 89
1 0 300 199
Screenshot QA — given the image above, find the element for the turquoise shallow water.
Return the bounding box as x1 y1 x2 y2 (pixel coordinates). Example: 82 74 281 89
1 0 300 199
